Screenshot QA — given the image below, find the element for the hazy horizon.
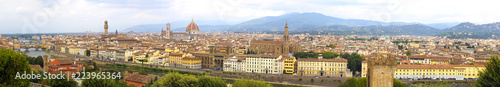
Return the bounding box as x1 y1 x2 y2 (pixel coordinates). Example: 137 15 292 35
1 0 500 34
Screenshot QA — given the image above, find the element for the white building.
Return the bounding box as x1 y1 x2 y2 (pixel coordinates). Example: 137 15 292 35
98 49 107 59
116 50 126 61
245 55 284 74
78 48 86 56
223 56 246 72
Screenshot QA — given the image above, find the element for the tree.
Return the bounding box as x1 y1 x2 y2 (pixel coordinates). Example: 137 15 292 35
355 77 367 87
81 71 116 87
93 62 97 70
397 45 404 50
327 44 336 49
339 77 406 87
476 56 500 87
198 75 226 87
152 72 226 87
393 78 407 87
86 50 91 56
233 79 272 87
310 79 314 84
35 56 44 67
50 74 78 87
139 59 148 66
344 52 364 75
406 50 411 56
0 49 31 86
29 70 43 83
154 72 185 87
177 75 199 87
339 77 356 87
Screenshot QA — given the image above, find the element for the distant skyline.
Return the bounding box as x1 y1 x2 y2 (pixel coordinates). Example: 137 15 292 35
1 0 500 34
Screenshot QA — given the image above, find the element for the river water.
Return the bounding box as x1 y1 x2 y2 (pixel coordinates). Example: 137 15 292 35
16 48 52 59
15 39 52 59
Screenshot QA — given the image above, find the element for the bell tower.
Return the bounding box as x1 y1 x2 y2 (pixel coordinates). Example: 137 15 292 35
104 20 109 35
43 55 49 71
283 21 290 54
166 23 172 39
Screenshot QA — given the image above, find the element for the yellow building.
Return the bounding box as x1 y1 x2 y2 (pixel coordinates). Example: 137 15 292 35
297 55 348 77
430 59 449 65
168 53 184 67
393 65 484 80
454 65 485 79
132 51 146 63
68 47 80 55
283 56 296 74
165 48 180 53
60 47 66 53
182 57 201 69
361 60 367 77
409 43 420 48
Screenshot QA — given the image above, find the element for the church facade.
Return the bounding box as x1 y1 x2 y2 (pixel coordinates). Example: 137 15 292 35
161 18 200 40
248 21 301 54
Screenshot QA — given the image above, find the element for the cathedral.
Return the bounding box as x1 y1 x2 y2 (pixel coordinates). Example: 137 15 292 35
161 18 200 40
248 21 301 54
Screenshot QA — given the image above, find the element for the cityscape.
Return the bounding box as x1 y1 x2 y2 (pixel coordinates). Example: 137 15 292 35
1 0 500 87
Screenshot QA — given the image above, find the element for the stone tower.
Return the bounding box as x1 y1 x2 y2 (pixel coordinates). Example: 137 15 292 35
104 20 109 35
166 23 172 39
367 54 398 87
161 28 165 36
282 21 290 54
209 46 215 54
43 55 49 71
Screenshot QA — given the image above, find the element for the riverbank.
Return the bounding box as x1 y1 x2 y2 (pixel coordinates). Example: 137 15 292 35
43 49 68 58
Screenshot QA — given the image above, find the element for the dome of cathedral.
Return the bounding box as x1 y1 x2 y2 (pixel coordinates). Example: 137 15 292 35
186 18 199 32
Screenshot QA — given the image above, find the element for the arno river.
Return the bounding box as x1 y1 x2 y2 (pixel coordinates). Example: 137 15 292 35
16 48 52 59
16 39 52 59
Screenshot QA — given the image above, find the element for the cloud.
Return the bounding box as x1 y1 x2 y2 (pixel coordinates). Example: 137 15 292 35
1 0 500 34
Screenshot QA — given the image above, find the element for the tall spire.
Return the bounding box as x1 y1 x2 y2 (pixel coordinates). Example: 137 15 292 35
283 20 290 54
191 17 194 22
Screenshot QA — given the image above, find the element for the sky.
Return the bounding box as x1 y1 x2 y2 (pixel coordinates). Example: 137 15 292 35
1 0 500 34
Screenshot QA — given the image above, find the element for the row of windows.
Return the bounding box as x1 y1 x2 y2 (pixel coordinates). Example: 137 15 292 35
300 67 345 71
299 64 345 67
396 69 458 72
395 72 457 75
395 73 477 76
302 71 342 75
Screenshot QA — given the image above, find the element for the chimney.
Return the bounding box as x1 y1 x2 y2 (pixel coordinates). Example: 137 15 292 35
318 54 323 59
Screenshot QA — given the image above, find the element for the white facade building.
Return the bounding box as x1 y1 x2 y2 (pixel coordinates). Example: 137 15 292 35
223 56 246 72
245 55 284 74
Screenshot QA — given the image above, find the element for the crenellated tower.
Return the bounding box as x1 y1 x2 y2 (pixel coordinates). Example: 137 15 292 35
104 20 109 35
367 54 398 87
